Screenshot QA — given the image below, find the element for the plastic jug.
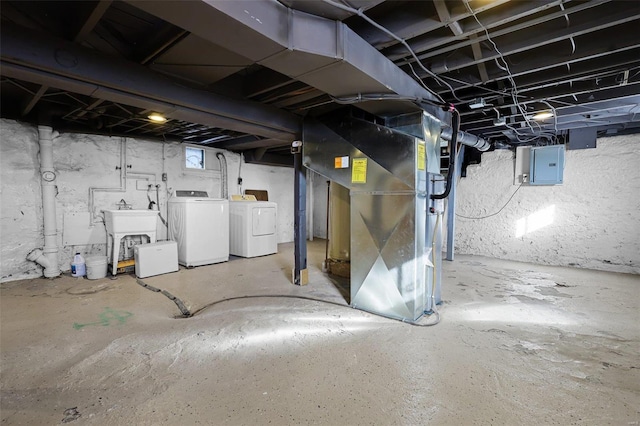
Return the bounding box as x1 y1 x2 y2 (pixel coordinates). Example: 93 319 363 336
71 253 86 277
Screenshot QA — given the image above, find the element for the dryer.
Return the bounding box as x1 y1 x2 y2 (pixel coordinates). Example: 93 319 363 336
229 201 277 257
168 190 229 267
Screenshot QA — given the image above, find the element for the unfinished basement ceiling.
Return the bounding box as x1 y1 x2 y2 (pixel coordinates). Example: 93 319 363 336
1 0 639 165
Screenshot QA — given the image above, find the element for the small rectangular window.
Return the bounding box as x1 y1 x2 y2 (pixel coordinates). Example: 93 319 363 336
185 147 205 169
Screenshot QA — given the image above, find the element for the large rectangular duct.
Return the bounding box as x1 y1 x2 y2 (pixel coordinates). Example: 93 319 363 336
303 113 444 322
127 0 444 118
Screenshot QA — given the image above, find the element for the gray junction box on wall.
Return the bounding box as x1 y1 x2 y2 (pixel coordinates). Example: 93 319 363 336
529 145 565 185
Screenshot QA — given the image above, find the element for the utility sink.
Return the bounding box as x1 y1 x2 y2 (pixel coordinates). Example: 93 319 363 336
103 210 159 235
103 210 160 276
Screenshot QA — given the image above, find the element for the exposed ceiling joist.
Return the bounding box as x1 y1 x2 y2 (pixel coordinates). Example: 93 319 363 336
1 0 639 150
425 8 640 74
0 23 301 140
126 0 444 118
389 0 605 62
440 49 640 98
357 0 510 51
74 0 113 43
433 0 463 36
21 84 48 116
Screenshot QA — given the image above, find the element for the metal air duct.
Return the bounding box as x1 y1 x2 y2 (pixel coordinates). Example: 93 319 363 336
440 127 490 151
127 0 444 118
303 112 444 322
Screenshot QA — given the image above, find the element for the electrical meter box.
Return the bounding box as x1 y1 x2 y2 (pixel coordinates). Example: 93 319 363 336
529 145 565 185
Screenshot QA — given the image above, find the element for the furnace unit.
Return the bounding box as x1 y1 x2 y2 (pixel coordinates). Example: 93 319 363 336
303 111 444 322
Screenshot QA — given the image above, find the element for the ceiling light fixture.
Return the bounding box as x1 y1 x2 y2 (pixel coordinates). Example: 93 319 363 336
148 113 167 123
532 111 554 120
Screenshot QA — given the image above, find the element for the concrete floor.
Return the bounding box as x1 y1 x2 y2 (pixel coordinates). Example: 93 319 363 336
1 240 638 425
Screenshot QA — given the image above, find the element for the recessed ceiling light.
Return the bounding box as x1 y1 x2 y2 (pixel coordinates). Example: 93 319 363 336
148 113 167 123
532 111 554 120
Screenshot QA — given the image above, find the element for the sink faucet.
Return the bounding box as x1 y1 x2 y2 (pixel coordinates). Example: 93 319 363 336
117 199 132 210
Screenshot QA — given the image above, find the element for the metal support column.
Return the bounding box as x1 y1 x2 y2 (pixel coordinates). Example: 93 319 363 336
446 145 464 261
292 141 308 285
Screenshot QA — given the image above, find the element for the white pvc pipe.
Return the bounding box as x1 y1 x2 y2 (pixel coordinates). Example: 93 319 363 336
34 125 61 278
27 248 52 270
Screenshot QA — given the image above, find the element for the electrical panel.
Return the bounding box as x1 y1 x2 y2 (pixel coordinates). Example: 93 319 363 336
529 145 565 185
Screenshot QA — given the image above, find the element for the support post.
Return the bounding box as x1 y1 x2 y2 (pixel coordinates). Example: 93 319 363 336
292 141 308 285
446 145 464 261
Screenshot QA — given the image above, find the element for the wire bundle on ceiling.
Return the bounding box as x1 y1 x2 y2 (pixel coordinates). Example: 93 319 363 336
319 0 576 145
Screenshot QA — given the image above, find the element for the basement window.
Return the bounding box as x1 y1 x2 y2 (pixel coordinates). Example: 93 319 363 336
185 147 205 170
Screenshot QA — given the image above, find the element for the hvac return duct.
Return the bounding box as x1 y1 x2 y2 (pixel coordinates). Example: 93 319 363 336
303 112 445 322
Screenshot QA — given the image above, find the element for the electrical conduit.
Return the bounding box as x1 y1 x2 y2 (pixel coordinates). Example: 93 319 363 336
431 110 460 200
216 152 228 199
155 184 168 228
27 126 61 278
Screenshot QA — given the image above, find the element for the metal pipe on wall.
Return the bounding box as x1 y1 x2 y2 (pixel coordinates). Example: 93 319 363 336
446 145 465 261
440 127 490 151
88 137 127 225
27 126 61 278
216 152 228 199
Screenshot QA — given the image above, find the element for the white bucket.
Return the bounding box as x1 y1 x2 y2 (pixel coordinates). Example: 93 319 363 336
86 256 108 280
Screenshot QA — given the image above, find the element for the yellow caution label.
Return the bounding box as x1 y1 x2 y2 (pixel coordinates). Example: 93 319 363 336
417 143 426 171
352 158 367 183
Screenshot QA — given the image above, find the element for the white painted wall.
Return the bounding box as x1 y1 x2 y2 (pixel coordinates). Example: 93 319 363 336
0 119 295 282
452 135 640 274
237 160 295 243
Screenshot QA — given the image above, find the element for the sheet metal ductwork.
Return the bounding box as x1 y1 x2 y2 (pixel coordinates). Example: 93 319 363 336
303 113 444 322
440 127 490 152
127 0 443 118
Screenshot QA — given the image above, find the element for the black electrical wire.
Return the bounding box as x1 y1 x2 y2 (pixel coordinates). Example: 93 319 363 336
188 294 440 327
137 276 440 326
455 184 522 220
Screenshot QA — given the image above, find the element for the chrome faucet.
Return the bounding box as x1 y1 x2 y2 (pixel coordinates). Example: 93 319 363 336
117 199 132 210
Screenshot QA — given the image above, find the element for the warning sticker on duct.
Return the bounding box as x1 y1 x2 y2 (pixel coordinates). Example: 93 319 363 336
334 156 349 169
417 143 426 171
352 158 367 184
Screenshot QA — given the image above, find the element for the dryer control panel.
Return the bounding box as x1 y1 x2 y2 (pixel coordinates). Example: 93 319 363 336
175 190 209 198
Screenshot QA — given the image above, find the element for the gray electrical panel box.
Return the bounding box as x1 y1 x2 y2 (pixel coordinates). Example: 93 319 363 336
529 145 565 185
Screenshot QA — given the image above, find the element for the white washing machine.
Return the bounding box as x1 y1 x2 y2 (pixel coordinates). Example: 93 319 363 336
229 200 277 257
168 190 229 267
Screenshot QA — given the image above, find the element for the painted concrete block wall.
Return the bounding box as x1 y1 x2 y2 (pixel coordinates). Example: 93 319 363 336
237 161 295 243
0 119 295 282
452 135 640 274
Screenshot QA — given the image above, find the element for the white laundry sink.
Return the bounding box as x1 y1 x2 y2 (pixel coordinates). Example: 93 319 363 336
103 210 159 235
